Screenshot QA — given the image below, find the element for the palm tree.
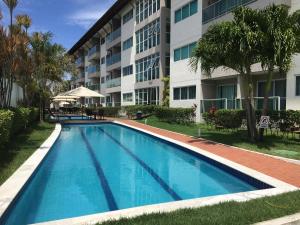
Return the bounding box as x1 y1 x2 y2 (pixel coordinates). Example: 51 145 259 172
190 7 261 141
257 4 300 140
3 0 18 31
16 14 32 34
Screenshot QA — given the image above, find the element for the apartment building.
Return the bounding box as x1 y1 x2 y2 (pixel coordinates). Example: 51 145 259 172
69 0 300 121
170 0 300 121
69 0 171 107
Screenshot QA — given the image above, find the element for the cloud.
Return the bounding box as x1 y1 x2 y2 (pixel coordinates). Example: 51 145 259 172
67 8 106 29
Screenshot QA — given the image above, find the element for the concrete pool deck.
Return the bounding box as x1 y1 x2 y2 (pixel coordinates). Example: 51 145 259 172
117 119 300 188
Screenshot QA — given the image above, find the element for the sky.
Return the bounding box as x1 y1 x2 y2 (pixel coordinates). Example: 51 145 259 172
0 0 116 51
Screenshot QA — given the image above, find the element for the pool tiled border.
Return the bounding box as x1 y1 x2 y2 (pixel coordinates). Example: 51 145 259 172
0 124 62 221
28 121 298 225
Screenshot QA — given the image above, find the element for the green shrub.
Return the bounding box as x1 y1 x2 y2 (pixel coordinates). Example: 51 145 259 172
29 108 39 123
102 107 121 117
124 105 159 116
155 107 195 124
10 107 31 134
214 109 244 129
0 110 14 149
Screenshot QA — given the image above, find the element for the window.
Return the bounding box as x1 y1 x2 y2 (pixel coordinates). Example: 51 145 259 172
123 65 133 76
136 19 160 54
135 87 159 105
123 37 133 51
101 57 105 64
296 76 300 96
123 9 133 24
100 38 105 45
136 0 160 24
101 77 105 83
123 93 133 102
136 53 160 82
175 0 198 23
174 42 197 61
173 86 196 100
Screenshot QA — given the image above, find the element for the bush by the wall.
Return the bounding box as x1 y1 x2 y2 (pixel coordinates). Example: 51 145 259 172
0 110 14 149
29 108 39 123
10 107 31 134
214 109 244 129
155 107 195 124
124 105 159 116
101 107 121 117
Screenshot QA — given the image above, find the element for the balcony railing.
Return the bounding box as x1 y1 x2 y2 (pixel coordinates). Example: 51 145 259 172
203 0 256 24
106 53 121 66
200 96 286 113
106 27 121 44
87 65 100 75
106 77 121 89
88 45 100 58
87 84 100 91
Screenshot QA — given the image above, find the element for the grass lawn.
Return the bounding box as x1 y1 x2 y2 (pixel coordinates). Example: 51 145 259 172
98 191 300 225
137 116 300 160
0 122 55 185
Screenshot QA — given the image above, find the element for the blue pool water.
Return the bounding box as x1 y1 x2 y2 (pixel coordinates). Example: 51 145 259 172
1 123 271 225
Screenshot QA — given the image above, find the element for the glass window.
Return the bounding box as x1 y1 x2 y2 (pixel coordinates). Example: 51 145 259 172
182 4 190 19
123 93 133 102
174 49 181 62
190 0 198 15
181 87 188 100
175 9 181 23
189 86 196 99
296 76 300 96
174 88 180 100
181 45 189 59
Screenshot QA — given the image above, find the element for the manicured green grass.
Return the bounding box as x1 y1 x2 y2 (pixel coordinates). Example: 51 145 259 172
0 122 55 185
138 116 300 160
98 191 300 225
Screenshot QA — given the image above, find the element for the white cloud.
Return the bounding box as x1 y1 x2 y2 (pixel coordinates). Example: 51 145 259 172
67 8 106 29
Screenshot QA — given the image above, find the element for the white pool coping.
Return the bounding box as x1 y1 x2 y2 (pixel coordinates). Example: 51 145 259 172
0 124 62 220
0 122 298 225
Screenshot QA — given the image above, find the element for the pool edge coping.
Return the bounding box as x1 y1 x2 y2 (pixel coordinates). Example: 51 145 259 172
0 123 62 220
31 121 299 225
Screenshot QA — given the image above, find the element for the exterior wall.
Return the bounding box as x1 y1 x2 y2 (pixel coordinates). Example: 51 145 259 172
121 3 136 106
170 0 203 121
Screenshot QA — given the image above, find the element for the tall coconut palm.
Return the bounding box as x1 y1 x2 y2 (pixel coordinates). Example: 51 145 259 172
190 7 261 141
257 4 300 140
3 0 18 31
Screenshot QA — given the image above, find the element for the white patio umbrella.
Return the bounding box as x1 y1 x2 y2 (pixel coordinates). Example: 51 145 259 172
64 86 104 98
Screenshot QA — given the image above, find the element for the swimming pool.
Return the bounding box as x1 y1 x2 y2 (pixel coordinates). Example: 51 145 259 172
1 123 272 225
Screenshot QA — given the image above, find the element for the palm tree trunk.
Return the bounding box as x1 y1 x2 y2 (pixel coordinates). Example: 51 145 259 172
259 66 274 141
241 73 258 142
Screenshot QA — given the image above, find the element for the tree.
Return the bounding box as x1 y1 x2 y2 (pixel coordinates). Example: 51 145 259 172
30 32 76 120
3 0 18 30
190 7 261 141
257 4 300 140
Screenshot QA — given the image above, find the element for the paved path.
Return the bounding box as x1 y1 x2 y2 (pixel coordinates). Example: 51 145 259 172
118 119 300 188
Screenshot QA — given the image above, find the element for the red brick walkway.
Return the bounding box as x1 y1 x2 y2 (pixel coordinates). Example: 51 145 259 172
118 119 300 188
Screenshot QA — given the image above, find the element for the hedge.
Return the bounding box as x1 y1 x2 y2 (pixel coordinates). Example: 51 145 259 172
155 107 195 124
203 109 300 130
99 107 121 117
0 107 39 150
0 110 14 149
124 105 159 116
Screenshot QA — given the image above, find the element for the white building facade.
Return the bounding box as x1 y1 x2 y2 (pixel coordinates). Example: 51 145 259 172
70 0 300 121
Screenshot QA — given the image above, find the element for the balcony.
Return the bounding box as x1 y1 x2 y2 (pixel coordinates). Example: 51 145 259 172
88 45 100 61
106 77 121 89
87 65 100 78
75 58 84 68
106 27 121 44
87 84 100 91
203 0 256 24
106 53 121 67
